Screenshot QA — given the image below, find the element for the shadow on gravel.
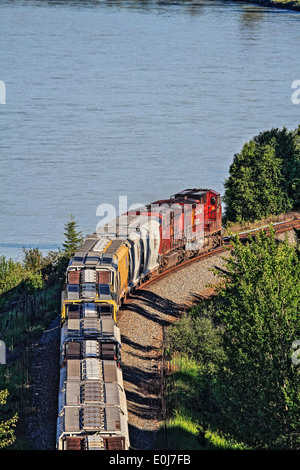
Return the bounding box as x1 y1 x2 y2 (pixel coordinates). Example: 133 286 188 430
122 363 162 450
128 424 159 451
24 315 60 450
188 290 219 304
118 289 186 450
121 333 161 359
123 289 183 326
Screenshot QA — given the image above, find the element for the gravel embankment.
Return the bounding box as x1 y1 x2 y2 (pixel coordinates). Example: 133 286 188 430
24 315 60 450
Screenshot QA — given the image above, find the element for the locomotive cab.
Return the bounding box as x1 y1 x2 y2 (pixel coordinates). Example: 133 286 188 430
170 188 222 249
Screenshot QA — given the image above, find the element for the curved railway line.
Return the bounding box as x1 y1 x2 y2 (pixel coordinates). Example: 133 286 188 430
134 217 300 290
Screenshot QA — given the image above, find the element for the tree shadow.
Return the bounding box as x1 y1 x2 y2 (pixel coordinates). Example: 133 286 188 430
121 362 162 450
119 289 187 450
121 288 183 326
22 315 61 450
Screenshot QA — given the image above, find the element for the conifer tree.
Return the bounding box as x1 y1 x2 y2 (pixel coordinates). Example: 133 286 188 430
62 215 83 259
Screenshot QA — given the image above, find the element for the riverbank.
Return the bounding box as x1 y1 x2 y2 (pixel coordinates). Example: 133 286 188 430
244 0 300 11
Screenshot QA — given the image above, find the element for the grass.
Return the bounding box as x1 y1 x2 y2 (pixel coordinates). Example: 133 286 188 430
155 354 249 450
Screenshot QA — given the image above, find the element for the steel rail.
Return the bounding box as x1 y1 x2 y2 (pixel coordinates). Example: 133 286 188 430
132 217 300 291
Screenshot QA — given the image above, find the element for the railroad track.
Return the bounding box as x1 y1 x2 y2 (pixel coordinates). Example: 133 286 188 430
133 217 300 290
233 217 300 239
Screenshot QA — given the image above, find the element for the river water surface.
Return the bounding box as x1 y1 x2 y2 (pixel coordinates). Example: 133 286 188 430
0 0 299 259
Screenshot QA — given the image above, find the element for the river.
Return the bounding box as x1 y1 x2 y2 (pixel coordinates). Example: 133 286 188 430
0 0 299 259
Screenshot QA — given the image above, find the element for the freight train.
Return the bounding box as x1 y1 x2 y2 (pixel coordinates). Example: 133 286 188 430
56 188 222 450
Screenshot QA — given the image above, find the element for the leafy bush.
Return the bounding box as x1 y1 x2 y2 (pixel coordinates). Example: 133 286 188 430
0 389 18 449
166 310 225 372
0 256 26 296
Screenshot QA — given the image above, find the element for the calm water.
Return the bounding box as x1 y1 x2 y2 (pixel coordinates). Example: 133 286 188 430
0 0 299 259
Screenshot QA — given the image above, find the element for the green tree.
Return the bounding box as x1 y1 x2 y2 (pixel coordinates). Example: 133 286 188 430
0 256 26 296
22 247 44 272
213 228 300 449
254 125 300 208
223 126 300 224
0 251 47 298
0 389 18 449
62 215 83 259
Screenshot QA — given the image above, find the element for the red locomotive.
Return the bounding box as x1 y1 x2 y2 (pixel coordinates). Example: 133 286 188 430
128 188 222 272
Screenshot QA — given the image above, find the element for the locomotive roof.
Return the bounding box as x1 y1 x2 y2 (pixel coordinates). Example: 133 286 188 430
171 188 219 199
